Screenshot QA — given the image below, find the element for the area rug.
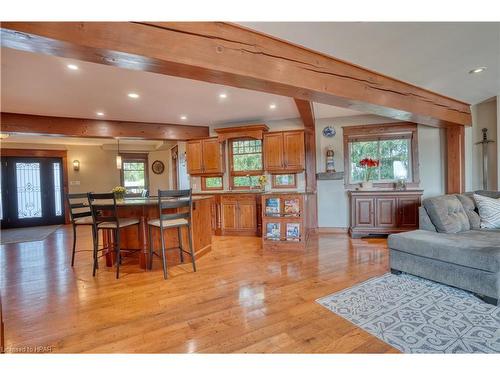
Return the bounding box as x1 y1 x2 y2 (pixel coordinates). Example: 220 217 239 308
0 225 61 245
316 273 500 353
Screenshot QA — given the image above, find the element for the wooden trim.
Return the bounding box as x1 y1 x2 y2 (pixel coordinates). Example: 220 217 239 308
0 148 70 224
271 174 297 189
0 112 209 141
294 99 317 195
317 227 349 234
201 176 224 191
215 124 269 142
0 22 471 127
446 126 465 194
343 122 420 189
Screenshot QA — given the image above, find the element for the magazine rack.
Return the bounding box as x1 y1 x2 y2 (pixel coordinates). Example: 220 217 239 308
261 193 311 250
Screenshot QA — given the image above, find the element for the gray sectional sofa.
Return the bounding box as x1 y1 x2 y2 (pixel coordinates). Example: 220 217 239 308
388 190 500 306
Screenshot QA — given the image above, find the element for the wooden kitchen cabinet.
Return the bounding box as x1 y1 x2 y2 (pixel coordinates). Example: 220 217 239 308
348 190 423 238
263 130 305 172
220 194 259 236
186 137 225 175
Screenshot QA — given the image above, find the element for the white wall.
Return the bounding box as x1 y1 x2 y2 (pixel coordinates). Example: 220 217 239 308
468 98 498 191
148 150 170 194
315 116 447 228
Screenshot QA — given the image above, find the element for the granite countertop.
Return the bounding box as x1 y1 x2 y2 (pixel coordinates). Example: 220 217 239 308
193 190 307 195
116 195 213 206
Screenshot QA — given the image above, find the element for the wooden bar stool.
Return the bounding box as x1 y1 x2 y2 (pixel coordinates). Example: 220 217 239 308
88 192 141 279
66 193 95 267
148 189 196 279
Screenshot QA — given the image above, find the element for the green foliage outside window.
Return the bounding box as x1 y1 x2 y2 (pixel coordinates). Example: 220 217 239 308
233 176 261 188
350 139 410 182
205 176 223 189
123 161 146 193
232 140 262 171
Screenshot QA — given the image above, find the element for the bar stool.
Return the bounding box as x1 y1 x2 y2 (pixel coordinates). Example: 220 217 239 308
147 189 196 279
88 192 141 279
66 193 95 267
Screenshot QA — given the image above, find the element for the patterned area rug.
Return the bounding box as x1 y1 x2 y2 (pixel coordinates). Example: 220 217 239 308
0 225 61 245
317 273 500 353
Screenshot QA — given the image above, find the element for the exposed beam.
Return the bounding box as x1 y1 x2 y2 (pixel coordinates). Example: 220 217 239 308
446 126 466 194
1 22 471 128
0 112 209 141
294 99 317 229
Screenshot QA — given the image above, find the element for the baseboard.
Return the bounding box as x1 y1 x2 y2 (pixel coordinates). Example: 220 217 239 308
317 227 348 234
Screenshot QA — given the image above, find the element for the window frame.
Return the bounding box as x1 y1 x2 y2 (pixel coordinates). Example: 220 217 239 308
343 122 419 189
271 174 297 189
228 138 264 190
201 175 224 191
119 153 149 197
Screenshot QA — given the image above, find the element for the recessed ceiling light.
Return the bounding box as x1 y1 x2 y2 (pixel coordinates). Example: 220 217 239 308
219 93 227 99
127 92 140 99
96 112 105 116
469 67 487 74
180 115 188 121
67 64 79 70
269 103 277 110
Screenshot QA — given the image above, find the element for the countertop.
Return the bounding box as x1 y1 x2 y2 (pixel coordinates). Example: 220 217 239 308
193 190 307 195
116 195 213 206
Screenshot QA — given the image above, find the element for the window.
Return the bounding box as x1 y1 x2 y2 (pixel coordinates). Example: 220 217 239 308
344 123 419 187
202 176 223 190
229 139 263 189
120 154 149 196
272 174 296 188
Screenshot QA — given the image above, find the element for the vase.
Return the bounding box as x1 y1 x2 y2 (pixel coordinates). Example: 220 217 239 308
361 181 373 189
114 193 125 201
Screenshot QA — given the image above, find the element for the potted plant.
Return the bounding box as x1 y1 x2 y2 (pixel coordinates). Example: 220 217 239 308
359 158 379 189
112 186 127 201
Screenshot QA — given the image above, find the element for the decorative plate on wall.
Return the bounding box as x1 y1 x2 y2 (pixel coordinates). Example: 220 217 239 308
322 125 336 138
151 160 165 175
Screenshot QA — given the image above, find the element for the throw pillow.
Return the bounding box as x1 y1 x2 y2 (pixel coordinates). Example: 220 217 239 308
473 194 500 229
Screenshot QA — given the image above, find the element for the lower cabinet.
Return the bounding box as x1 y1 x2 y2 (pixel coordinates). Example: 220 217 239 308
348 190 423 238
217 194 261 236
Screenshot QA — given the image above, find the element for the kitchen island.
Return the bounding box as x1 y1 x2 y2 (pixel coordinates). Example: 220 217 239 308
101 195 214 269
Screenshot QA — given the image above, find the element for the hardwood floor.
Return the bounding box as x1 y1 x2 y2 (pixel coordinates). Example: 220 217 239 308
0 225 397 353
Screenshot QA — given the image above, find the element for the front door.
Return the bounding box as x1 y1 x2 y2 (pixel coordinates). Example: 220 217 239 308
1 157 65 228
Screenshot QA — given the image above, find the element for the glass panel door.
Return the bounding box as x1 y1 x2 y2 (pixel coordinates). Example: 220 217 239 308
1 157 65 228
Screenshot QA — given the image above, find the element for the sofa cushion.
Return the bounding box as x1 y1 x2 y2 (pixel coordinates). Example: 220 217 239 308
474 194 500 229
456 194 481 229
423 195 470 233
388 229 500 273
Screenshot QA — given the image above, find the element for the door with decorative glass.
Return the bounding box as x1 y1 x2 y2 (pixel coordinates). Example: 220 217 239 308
1 157 65 228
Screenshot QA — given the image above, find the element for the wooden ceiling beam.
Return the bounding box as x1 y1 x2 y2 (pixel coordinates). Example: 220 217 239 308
294 99 315 130
0 112 209 140
1 22 471 128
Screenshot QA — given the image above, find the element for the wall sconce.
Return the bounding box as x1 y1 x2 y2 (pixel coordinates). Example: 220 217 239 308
73 160 80 171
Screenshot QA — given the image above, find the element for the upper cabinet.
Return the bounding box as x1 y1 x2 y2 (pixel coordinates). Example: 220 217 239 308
186 137 225 175
263 130 305 172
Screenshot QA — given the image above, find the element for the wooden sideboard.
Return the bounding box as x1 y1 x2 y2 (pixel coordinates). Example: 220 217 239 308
348 190 423 238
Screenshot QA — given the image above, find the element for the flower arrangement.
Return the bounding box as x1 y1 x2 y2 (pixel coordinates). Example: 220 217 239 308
258 175 268 189
111 186 127 200
359 158 380 181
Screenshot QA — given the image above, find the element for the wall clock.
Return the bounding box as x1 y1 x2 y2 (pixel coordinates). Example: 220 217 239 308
151 160 165 175
322 125 336 138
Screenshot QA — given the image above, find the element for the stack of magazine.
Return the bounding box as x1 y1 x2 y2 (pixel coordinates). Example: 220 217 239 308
286 223 300 241
283 198 300 217
266 222 281 240
265 198 280 216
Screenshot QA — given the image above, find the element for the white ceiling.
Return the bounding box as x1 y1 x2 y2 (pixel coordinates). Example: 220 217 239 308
240 22 500 105
0 47 362 127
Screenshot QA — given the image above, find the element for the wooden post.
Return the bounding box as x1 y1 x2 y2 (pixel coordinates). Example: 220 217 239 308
446 126 465 194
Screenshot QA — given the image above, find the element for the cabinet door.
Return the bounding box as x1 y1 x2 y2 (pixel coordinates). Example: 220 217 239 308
221 201 238 230
238 200 257 231
283 131 305 171
202 138 224 174
398 196 419 228
186 140 203 175
354 197 375 227
263 132 284 171
375 197 397 228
